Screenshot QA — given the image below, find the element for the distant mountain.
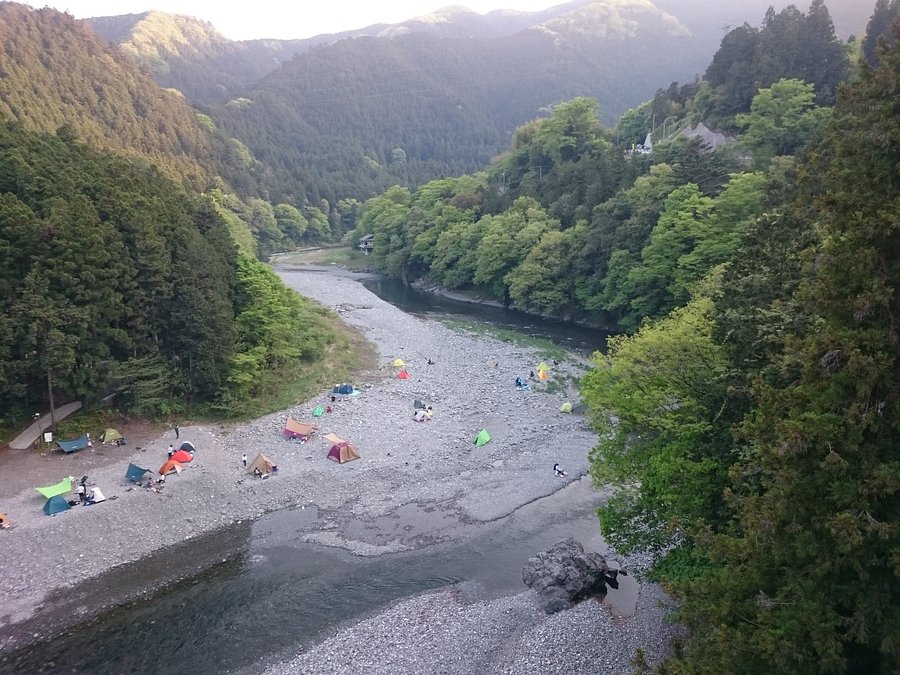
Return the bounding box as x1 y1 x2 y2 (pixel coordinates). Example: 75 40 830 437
86 11 387 105
198 0 711 204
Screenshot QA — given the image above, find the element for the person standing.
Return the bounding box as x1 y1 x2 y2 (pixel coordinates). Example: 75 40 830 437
174 424 180 439
242 453 248 468
167 444 174 459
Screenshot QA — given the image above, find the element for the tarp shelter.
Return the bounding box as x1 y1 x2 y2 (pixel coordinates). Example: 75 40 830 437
559 402 573 413
100 428 123 444
473 429 491 447
125 463 150 483
89 487 106 503
179 441 195 453
396 370 410 380
332 383 359 396
43 495 71 516
35 477 72 499
392 358 405 367
171 449 193 464
247 453 275 475
413 399 425 410
284 418 317 441
324 433 360 463
56 433 89 454
159 460 184 475
312 406 325 417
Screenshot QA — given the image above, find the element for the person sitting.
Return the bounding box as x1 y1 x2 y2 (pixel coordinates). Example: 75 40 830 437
553 463 567 477
325 405 332 414
427 358 435 365
515 377 523 388
253 467 263 478
414 409 428 423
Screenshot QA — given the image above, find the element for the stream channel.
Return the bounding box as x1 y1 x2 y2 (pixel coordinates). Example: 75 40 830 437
4 273 625 675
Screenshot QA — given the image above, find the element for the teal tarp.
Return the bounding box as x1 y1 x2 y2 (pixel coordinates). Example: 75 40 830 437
56 433 89 453
125 463 150 483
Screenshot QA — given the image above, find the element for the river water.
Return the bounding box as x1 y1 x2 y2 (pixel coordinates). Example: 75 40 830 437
3 272 622 675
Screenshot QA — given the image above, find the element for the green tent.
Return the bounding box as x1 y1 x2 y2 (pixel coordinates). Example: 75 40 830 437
559 402 573 413
35 477 73 499
473 429 491 447
100 428 123 443
312 406 325 417
536 361 551 372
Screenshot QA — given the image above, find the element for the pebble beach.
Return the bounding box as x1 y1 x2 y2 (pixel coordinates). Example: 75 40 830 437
0 267 682 673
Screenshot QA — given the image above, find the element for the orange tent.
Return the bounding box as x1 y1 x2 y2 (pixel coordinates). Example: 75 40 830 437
159 459 184 475
171 449 192 463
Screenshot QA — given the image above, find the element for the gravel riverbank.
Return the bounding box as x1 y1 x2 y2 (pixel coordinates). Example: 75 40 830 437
0 267 681 672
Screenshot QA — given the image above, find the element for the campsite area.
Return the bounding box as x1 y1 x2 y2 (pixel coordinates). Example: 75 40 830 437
0 267 678 674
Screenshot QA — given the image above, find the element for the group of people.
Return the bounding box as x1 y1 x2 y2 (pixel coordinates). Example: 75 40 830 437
74 475 107 504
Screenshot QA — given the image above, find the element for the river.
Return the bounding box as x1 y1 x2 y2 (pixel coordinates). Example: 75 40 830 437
3 271 622 675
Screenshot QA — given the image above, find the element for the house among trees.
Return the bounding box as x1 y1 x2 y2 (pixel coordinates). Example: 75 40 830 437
358 234 375 254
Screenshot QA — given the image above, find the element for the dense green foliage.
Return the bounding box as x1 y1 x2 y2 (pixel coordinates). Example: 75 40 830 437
0 121 335 422
585 19 900 675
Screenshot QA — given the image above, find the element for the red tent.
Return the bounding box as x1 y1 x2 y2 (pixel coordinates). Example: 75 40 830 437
171 449 192 464
397 369 410 380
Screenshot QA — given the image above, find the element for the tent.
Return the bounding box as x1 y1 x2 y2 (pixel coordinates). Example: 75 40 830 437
413 399 425 410
247 453 276 475
100 428 123 443
537 369 550 382
284 418 317 441
159 459 184 475
125 463 150 483
171 449 193 464
56 433 89 454
559 402 573 413
35 477 73 499
332 383 359 396
89 487 106 503
179 441 195 453
396 370 410 380
312 406 325 417
473 429 491 447
43 495 71 516
324 433 360 463
392 358 405 367
536 362 551 372
0 512 8 529
571 403 587 415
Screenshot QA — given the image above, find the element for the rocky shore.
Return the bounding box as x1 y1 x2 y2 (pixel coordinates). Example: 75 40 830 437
0 267 681 673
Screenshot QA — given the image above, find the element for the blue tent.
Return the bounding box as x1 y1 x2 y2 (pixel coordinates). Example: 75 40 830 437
332 383 360 396
56 433 89 454
125 463 150 483
43 495 71 516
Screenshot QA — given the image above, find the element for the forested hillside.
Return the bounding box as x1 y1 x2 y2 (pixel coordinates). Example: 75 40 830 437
0 121 338 422
352 2 853 330
0 3 217 190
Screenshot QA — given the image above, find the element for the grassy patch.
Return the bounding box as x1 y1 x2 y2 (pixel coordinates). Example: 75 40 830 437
274 246 372 271
438 318 568 362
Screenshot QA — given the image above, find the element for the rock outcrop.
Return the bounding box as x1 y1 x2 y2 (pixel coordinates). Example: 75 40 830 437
522 538 625 614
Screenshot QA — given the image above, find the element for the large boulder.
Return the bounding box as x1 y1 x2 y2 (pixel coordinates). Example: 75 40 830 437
522 537 625 614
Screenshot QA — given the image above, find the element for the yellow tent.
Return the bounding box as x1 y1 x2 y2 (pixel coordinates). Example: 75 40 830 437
536 361 551 372
537 369 550 381
392 358 405 367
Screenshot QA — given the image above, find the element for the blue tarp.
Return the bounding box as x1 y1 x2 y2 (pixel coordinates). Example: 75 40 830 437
125 463 150 483
56 433 89 454
43 495 71 516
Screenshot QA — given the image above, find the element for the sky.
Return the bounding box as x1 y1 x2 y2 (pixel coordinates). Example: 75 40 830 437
32 1 558 40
